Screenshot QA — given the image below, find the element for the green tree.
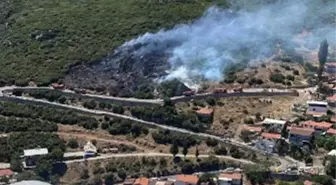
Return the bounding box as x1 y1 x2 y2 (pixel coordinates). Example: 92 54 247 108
10 154 22 172
326 157 336 179
49 148 64 162
318 39 328 80
182 145 189 158
170 143 179 157
35 159 52 180
104 173 114 185
58 96 67 104
195 146 199 159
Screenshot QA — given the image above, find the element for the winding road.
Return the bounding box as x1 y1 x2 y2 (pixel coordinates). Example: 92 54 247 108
0 86 310 170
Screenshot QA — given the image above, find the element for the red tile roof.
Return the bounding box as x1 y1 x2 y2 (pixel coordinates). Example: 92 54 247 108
134 178 150 185
306 110 327 116
0 169 13 176
327 95 336 102
331 116 336 123
304 180 313 185
196 107 214 115
289 127 314 136
176 175 199 184
261 132 281 139
219 173 242 180
327 128 336 135
301 121 333 130
243 125 263 133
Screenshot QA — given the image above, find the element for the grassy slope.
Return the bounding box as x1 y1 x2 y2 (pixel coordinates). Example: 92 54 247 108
0 0 217 85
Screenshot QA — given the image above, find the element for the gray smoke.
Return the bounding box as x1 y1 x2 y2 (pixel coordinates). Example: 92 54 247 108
120 0 335 86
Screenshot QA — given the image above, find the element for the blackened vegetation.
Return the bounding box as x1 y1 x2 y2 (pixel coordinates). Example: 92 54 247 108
64 41 178 97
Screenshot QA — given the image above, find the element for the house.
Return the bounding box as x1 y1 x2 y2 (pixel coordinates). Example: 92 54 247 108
196 107 214 118
261 132 281 140
175 175 199 185
326 128 336 135
327 149 336 157
300 121 333 135
0 169 14 179
23 148 48 168
259 118 287 133
325 63 336 73
288 127 314 146
134 178 150 185
327 95 336 107
218 172 242 185
124 178 136 185
306 101 328 117
243 125 263 133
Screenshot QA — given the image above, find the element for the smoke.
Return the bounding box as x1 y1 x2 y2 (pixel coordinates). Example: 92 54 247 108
119 0 336 86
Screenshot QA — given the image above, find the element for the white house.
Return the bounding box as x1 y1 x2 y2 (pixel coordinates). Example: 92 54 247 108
218 173 242 185
306 101 328 117
257 118 287 133
23 148 48 168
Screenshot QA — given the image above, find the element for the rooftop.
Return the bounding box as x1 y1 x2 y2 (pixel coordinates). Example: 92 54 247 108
243 125 263 133
306 101 328 106
23 148 48 156
325 63 336 67
301 121 332 129
261 132 281 140
327 128 336 135
289 127 314 136
12 181 51 185
176 175 199 184
305 110 327 117
0 169 13 176
328 149 336 156
196 107 214 115
219 172 242 180
134 178 150 185
327 95 336 102
262 118 286 125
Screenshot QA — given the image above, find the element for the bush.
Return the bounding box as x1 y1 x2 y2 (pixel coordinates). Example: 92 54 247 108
67 138 79 149
205 138 218 147
214 146 228 155
270 73 285 83
286 75 295 81
293 70 299 75
205 97 216 106
244 118 254 124
83 100 97 109
58 96 67 104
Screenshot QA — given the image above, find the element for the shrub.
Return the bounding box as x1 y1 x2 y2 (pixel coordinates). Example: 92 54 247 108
83 100 97 109
205 97 216 106
214 146 228 155
269 73 285 83
293 70 299 75
205 138 218 147
67 138 79 149
286 75 295 81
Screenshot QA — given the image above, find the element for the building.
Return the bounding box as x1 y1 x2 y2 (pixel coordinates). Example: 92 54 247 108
325 63 336 73
300 121 333 135
124 178 136 185
134 178 150 185
11 180 51 185
327 149 336 157
0 169 14 180
261 132 281 140
326 128 336 135
243 125 263 133
327 95 336 107
259 118 287 133
306 101 328 117
175 175 199 185
23 148 48 168
83 141 97 158
288 127 314 146
196 107 214 118
218 172 242 185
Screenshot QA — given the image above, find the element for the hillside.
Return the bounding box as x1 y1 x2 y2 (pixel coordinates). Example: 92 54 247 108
0 0 220 86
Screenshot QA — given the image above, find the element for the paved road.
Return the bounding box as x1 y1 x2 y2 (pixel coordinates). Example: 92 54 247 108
64 152 255 164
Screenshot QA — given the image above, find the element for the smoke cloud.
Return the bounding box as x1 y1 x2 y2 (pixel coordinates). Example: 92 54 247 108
119 0 336 86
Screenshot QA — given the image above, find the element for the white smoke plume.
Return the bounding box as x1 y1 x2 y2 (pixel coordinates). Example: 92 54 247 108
120 0 336 85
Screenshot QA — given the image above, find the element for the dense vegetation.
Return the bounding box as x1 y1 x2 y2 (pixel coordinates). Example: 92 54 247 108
0 116 57 132
0 101 100 129
130 104 210 132
0 0 219 85
151 129 199 147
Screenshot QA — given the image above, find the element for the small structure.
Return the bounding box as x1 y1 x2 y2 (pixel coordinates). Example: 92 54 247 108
325 63 336 73
327 149 336 157
306 101 328 117
243 125 263 133
218 172 242 185
83 141 97 158
261 132 282 140
11 180 51 185
124 178 136 185
288 127 314 146
259 118 287 133
326 128 336 135
327 95 336 107
134 177 150 185
0 169 14 180
196 107 214 118
23 148 48 168
300 121 333 135
175 175 199 185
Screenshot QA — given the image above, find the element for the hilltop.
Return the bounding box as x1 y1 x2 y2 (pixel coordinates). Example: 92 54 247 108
0 0 221 86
